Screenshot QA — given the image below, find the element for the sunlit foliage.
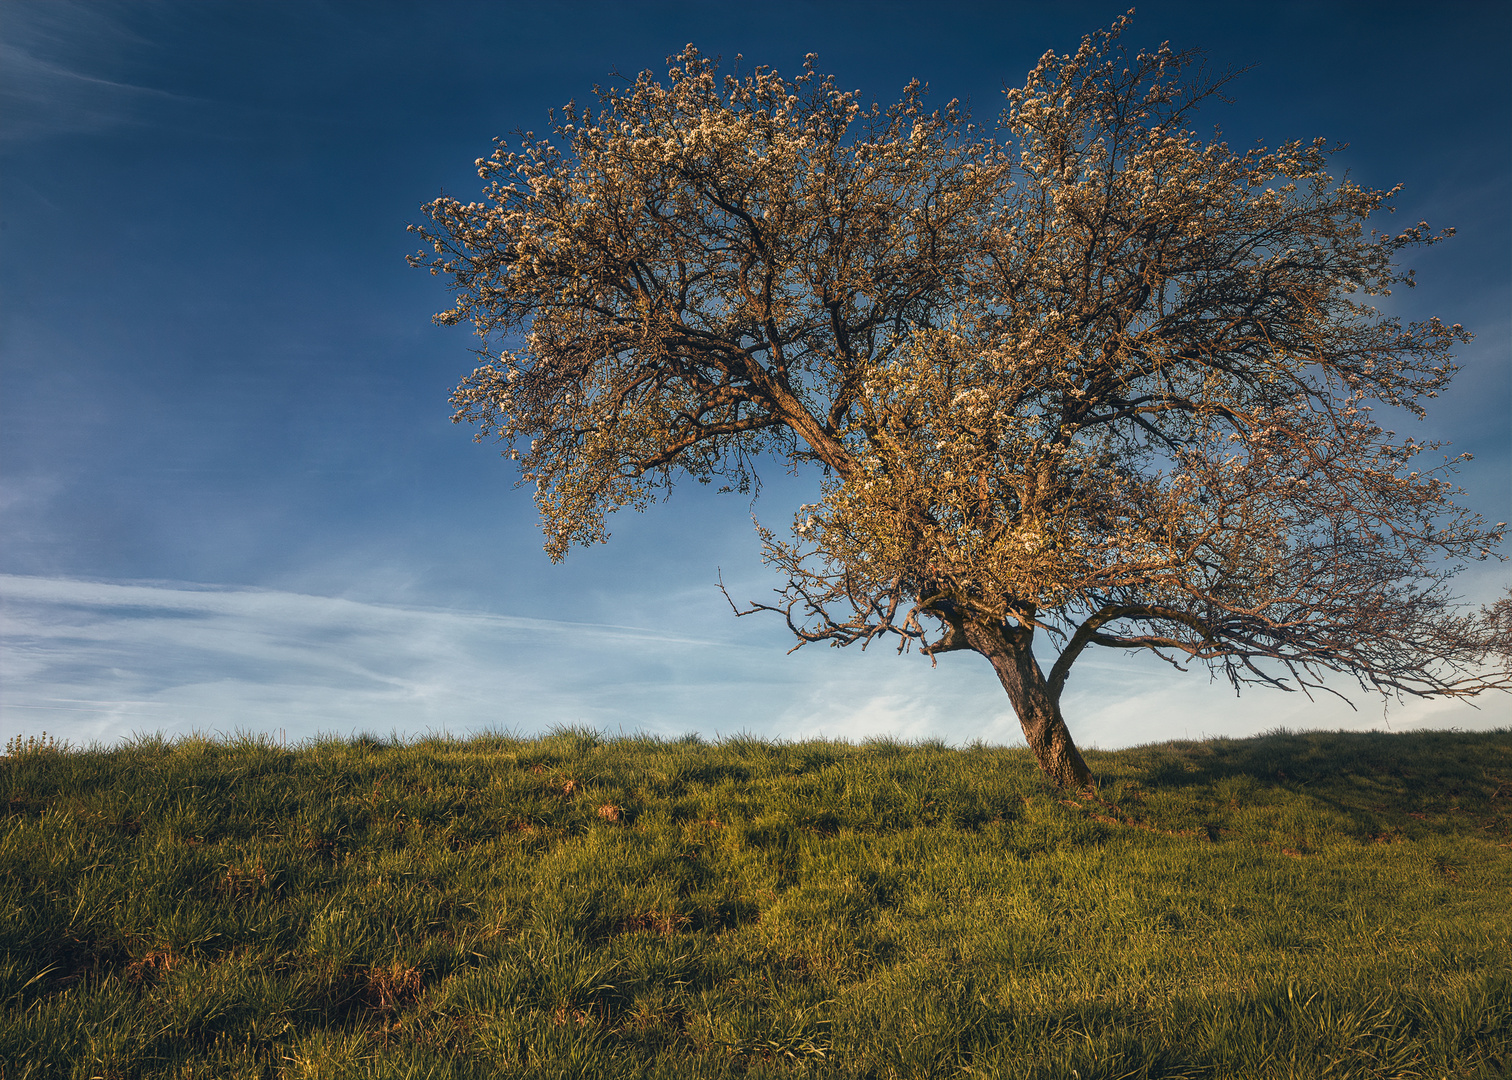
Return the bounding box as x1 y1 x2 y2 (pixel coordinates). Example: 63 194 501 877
413 17 1508 786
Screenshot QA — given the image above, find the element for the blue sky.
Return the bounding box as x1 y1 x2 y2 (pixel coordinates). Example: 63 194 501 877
2 0 1508 749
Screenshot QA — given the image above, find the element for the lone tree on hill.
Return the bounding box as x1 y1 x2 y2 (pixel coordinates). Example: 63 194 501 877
412 17 1510 788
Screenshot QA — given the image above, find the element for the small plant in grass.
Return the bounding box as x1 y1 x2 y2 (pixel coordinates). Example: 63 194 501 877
2 732 65 759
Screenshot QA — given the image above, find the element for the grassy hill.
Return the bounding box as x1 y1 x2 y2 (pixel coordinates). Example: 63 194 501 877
2 726 1508 1078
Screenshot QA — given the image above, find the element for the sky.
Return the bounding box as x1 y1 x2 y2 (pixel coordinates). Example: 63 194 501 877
1 0 1508 750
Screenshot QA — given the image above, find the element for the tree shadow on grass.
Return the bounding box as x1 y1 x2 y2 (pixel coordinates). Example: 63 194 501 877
1081 729 1512 841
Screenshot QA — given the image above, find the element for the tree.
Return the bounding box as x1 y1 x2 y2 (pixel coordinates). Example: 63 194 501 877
411 17 1509 788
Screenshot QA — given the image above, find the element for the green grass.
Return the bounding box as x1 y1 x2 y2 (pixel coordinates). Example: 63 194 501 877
2 726 1509 1079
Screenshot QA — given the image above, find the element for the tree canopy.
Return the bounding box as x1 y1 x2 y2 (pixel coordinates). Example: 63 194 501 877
412 17 1509 787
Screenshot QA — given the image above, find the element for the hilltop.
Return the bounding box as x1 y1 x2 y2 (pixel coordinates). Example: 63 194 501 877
2 727 1508 1078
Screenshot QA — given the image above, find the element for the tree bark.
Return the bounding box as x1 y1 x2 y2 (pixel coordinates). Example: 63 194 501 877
964 620 1093 790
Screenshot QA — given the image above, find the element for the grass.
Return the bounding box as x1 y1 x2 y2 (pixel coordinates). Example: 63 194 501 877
1 725 1509 1079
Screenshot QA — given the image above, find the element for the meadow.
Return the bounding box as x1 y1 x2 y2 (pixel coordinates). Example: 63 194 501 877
1 725 1508 1079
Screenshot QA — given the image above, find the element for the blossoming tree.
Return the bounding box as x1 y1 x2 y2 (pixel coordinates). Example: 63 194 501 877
412 18 1509 787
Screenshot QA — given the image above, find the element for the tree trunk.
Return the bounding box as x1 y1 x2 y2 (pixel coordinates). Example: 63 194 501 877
964 620 1093 790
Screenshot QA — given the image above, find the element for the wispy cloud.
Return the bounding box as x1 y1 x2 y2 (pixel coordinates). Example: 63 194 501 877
0 575 747 744
1 574 1502 749
0 3 207 142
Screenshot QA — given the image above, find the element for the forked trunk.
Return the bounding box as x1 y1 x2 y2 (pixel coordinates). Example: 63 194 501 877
964 620 1092 790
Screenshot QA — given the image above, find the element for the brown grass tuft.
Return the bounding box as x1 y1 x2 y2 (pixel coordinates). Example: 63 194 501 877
364 963 424 1015
221 861 271 898
617 910 691 936
125 949 175 985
